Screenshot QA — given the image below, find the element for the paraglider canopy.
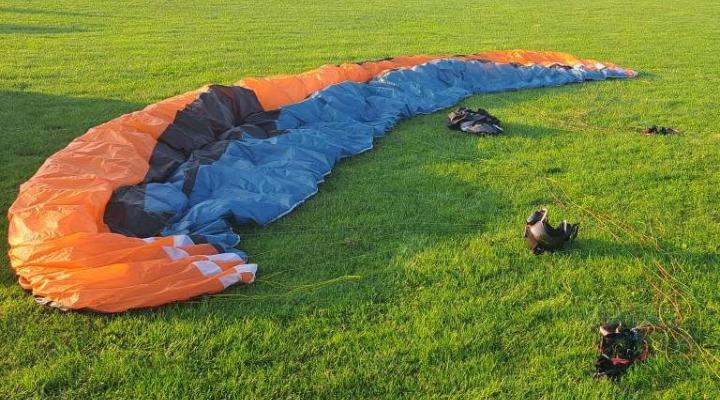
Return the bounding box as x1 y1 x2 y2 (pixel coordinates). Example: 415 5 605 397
6 50 636 312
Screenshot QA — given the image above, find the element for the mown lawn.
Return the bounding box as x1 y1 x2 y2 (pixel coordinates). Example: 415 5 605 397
2 0 720 398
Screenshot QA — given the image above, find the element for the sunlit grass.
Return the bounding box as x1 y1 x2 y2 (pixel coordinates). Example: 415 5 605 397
1 0 719 398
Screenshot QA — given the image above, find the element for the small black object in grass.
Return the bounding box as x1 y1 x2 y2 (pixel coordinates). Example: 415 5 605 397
642 125 678 135
447 107 503 136
594 322 649 381
523 208 578 254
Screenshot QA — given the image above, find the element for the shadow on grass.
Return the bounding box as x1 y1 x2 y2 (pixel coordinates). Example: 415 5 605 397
634 71 659 81
572 237 718 264
0 6 102 18
0 23 88 34
553 236 717 348
0 90 143 154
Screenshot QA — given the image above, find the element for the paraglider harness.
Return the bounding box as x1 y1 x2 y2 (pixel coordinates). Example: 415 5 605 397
447 107 503 135
523 208 578 254
642 125 678 136
594 323 650 380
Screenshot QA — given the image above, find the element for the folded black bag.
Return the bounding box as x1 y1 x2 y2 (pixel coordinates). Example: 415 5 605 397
447 107 503 135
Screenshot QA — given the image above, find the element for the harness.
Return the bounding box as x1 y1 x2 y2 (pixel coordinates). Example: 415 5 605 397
447 107 503 135
523 208 579 254
594 323 650 380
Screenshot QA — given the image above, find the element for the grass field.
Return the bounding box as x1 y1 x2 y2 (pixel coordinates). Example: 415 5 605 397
2 1 720 398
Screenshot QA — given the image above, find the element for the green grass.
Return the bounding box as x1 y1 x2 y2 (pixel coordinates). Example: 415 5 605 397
2 0 720 398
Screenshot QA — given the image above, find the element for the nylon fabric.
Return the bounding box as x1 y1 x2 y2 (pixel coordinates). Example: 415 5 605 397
6 51 635 312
